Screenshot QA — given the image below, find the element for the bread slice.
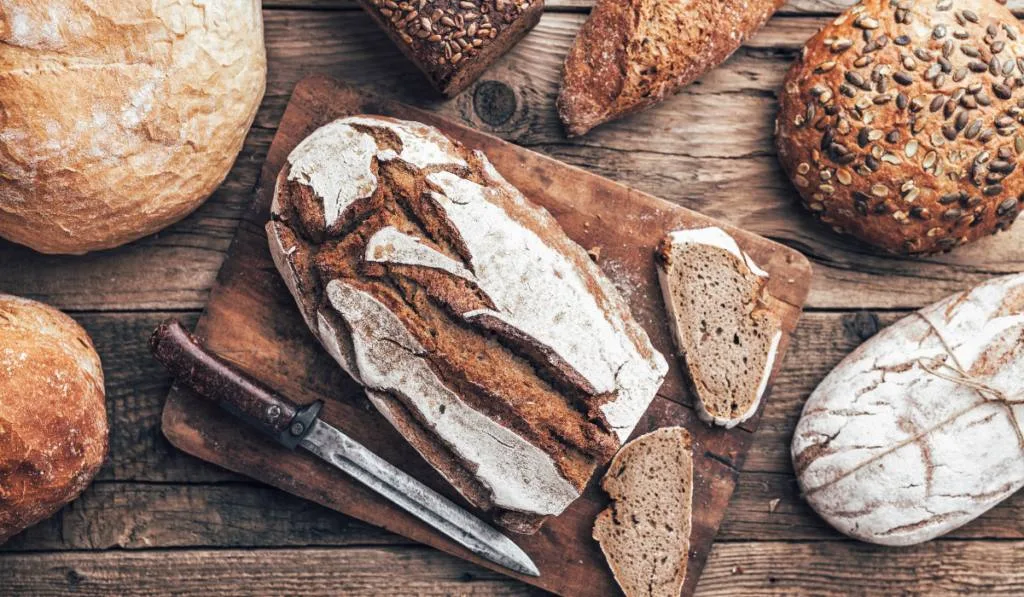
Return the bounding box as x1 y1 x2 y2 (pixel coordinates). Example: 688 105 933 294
593 427 693 597
557 0 782 136
656 227 782 429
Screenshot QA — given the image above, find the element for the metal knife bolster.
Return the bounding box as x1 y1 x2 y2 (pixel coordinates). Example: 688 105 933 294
150 320 322 449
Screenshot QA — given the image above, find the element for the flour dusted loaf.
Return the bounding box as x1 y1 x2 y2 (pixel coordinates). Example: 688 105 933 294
593 427 693 597
558 0 782 136
656 228 782 429
267 115 668 533
359 0 543 97
0 1 266 254
776 0 1024 255
0 295 107 544
793 273 1024 546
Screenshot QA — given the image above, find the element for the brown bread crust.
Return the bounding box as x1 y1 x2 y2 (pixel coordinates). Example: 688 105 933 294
0 296 107 544
776 0 1024 255
359 0 544 97
558 0 782 136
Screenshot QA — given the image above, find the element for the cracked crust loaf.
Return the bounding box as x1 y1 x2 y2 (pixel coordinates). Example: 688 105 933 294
0 1 266 254
655 227 782 429
266 115 668 533
593 426 693 597
776 0 1024 255
0 295 107 544
557 0 782 136
793 273 1024 545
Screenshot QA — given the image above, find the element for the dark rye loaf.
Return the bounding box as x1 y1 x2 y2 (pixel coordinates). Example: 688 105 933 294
266 115 667 533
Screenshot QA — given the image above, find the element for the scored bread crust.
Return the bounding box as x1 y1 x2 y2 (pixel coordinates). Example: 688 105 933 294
557 0 782 136
655 227 782 429
267 115 667 533
776 0 1024 255
0 295 107 544
593 426 693 597
0 1 266 254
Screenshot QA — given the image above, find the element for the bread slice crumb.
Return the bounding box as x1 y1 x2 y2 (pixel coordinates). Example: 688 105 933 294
593 427 693 597
655 227 783 429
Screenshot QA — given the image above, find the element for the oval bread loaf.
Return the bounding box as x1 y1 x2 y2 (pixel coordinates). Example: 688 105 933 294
267 115 668 533
792 273 1024 545
0 1 266 254
776 0 1024 255
0 295 107 544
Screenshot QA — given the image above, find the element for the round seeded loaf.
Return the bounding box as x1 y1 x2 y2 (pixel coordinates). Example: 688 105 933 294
776 0 1024 255
0 295 107 544
0 1 266 254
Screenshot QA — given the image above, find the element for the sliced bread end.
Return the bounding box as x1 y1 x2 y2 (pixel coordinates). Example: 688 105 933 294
655 227 782 429
593 426 693 597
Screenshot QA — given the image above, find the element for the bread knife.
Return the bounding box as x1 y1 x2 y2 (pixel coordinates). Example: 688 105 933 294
149 319 539 577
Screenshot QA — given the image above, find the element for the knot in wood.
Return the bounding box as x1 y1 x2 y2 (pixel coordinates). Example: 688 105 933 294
473 80 517 126
843 311 880 342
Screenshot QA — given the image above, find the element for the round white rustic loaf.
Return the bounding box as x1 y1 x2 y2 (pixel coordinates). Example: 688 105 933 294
0 295 107 544
792 273 1024 546
0 1 266 254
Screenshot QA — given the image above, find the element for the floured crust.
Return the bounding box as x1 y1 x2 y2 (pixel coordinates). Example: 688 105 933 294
267 115 667 532
656 227 782 429
0 1 266 254
558 0 782 136
0 295 107 543
793 273 1024 546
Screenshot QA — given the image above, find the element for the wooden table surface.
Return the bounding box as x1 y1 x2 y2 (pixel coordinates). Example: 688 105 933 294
3 0 1024 595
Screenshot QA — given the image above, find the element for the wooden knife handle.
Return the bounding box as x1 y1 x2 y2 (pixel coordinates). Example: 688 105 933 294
150 319 322 450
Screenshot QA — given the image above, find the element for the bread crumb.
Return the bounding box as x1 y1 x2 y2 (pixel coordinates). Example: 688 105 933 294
588 246 602 263
731 566 744 575
768 498 780 513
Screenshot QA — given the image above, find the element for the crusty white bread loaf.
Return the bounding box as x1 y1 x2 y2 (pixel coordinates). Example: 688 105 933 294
793 273 1024 546
558 0 783 136
0 1 266 254
656 228 782 429
0 295 107 544
593 426 693 597
266 115 668 533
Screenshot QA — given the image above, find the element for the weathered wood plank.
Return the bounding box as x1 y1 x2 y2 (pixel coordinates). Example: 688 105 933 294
2 13 1018 312
6 465 1024 554
0 547 546 596
65 309 900 484
3 541 1024 596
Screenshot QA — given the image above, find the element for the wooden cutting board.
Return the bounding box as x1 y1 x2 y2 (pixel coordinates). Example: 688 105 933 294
162 75 812 597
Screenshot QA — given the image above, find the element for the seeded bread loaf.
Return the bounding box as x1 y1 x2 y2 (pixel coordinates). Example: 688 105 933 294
558 0 783 136
593 426 693 597
655 228 782 429
0 295 107 544
793 273 1024 545
266 115 668 533
776 0 1024 255
360 0 542 97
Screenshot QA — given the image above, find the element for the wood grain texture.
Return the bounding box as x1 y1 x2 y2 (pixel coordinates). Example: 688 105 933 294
159 76 809 597
5 542 1024 596
3 14 1022 312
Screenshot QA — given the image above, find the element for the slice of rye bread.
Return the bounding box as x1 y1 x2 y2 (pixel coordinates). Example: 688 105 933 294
655 227 782 429
593 426 693 597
